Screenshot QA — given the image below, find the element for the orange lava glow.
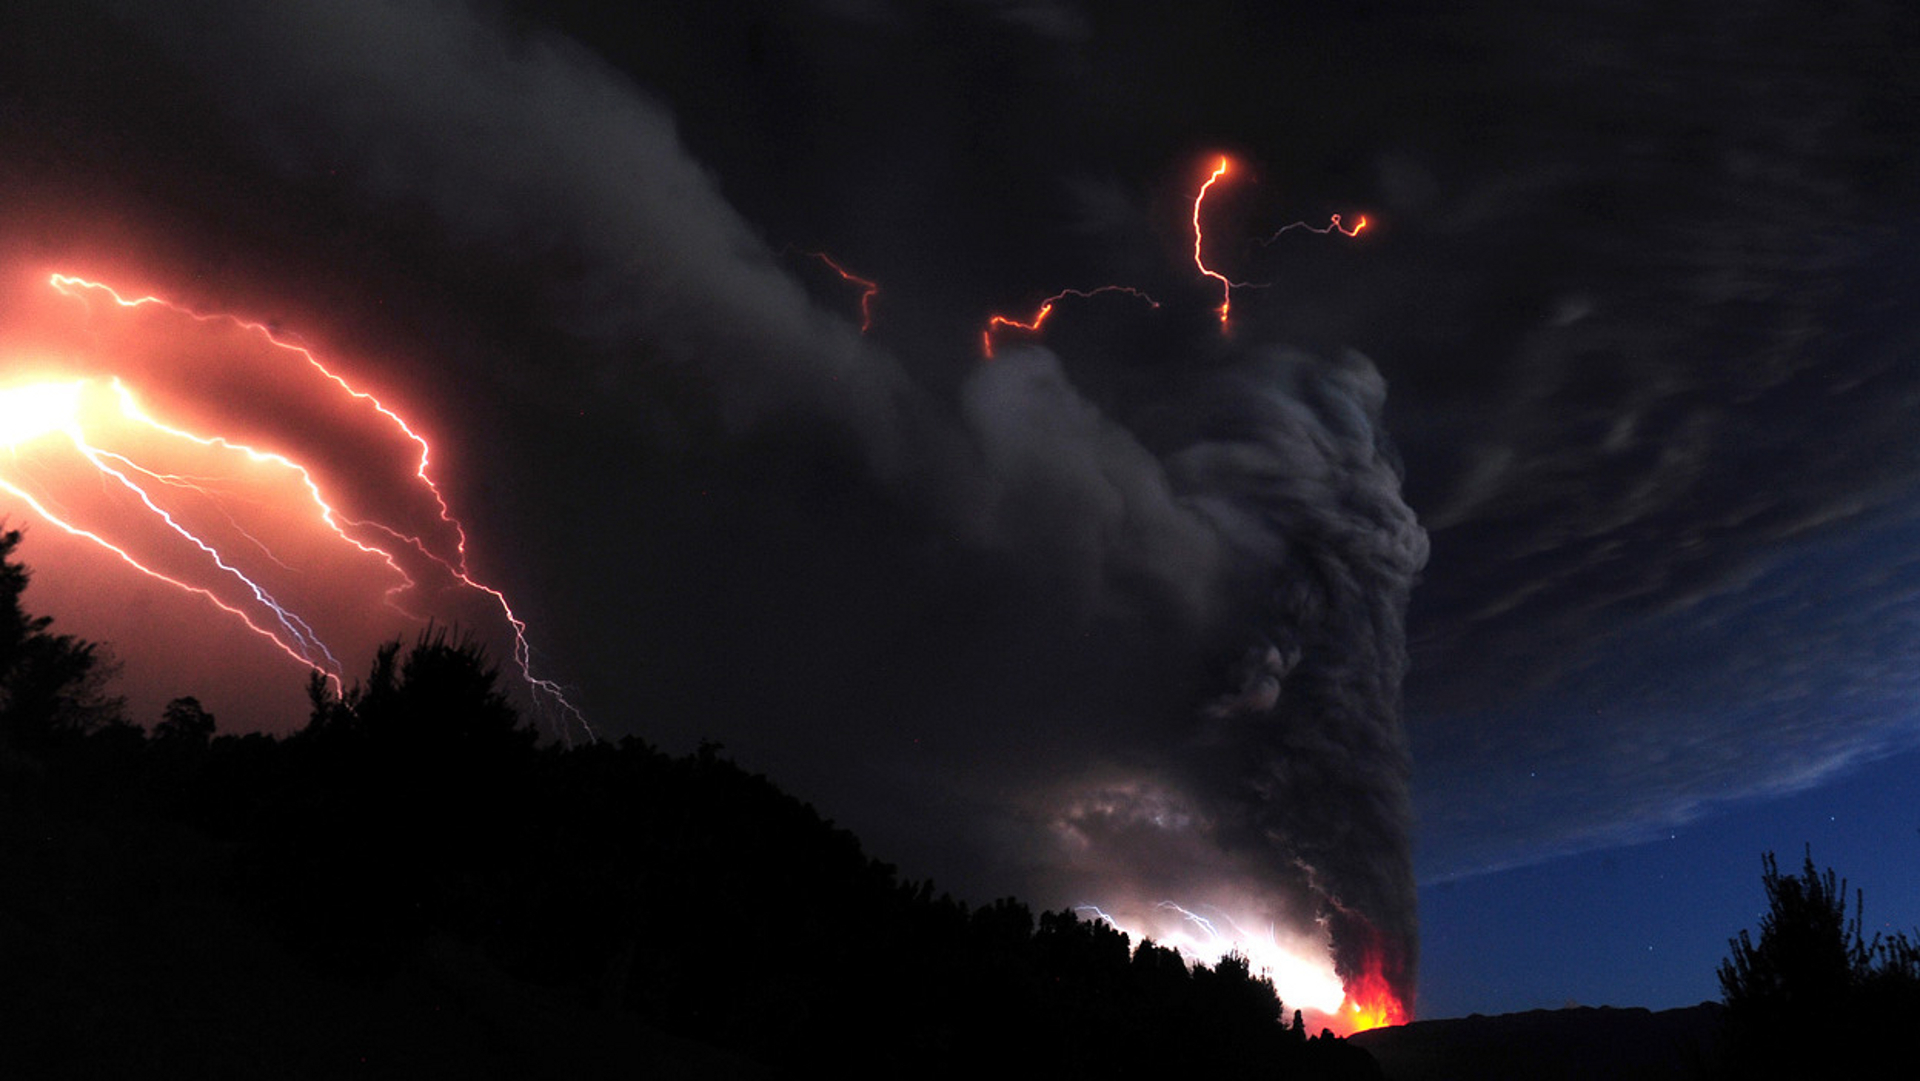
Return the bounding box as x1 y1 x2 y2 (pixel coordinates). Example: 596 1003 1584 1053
981 285 1159 357
1336 950 1410 1034
0 269 585 737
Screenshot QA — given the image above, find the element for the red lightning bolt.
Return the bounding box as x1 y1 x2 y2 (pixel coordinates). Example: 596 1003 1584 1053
802 251 881 333
981 286 1159 358
1191 156 1372 331
1261 212 1369 242
0 380 349 682
17 274 590 739
798 155 1361 353
1191 156 1247 330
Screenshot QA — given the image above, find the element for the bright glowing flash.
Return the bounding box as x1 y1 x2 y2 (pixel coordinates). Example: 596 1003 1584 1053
1076 898 1410 1035
981 286 1159 358
802 251 880 333
1 273 589 738
0 377 347 678
1077 902 1346 1015
0 382 85 447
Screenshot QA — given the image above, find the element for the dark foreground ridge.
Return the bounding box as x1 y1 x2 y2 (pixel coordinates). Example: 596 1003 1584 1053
1356 845 1920 1080
0 531 1380 1080
1351 1003 1723 1081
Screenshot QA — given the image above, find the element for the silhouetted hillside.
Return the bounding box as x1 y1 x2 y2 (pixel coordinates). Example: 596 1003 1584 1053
0 534 1380 1079
1350 1003 1724 1081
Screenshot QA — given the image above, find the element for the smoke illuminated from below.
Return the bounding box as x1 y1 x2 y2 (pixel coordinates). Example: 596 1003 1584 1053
1079 901 1345 1011
1076 899 1407 1035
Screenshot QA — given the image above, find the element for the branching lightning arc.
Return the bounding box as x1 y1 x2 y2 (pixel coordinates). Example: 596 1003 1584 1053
1193 155 1369 332
799 155 1366 349
0 273 589 739
981 285 1160 358
1262 214 1369 242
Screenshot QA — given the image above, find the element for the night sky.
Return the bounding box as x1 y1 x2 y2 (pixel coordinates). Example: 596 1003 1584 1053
3 0 1918 1022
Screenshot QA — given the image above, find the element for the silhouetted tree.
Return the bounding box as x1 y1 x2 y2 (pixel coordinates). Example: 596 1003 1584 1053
1718 849 1920 1075
245 628 543 973
0 528 121 753
155 696 216 746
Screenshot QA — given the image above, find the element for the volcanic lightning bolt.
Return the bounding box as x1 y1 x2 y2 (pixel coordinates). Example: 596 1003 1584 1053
1191 155 1248 329
801 251 881 333
1192 155 1370 331
0 271 588 739
799 155 1366 353
1263 213 1369 241
981 285 1159 358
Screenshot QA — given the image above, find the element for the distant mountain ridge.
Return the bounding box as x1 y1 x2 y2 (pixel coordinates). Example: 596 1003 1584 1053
1350 1002 1724 1080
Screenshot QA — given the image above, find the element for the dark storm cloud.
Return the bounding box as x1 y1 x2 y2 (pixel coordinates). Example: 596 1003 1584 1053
1372 1 1920 875
716 0 1920 886
83 0 1431 1001
95 0 1238 631
1010 348 1427 999
47 0 1920 993
1418 491 1920 878
1168 352 1426 991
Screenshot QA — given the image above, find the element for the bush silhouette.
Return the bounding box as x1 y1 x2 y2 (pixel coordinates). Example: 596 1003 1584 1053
1719 849 1920 1075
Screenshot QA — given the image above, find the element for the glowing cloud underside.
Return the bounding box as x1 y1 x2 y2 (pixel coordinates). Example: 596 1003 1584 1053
0 271 586 738
1076 901 1407 1035
1079 902 1346 1012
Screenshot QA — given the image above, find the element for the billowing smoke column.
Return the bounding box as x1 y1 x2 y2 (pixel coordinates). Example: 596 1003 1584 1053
89 0 1427 1027
1043 349 1425 1026
1189 351 1424 1013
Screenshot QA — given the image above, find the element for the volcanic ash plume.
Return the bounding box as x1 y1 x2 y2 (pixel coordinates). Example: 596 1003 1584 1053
1048 349 1427 1024
96 0 1429 1025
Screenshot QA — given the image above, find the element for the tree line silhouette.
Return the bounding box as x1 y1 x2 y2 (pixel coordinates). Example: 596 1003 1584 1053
17 524 1920 1078
0 529 1381 1079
